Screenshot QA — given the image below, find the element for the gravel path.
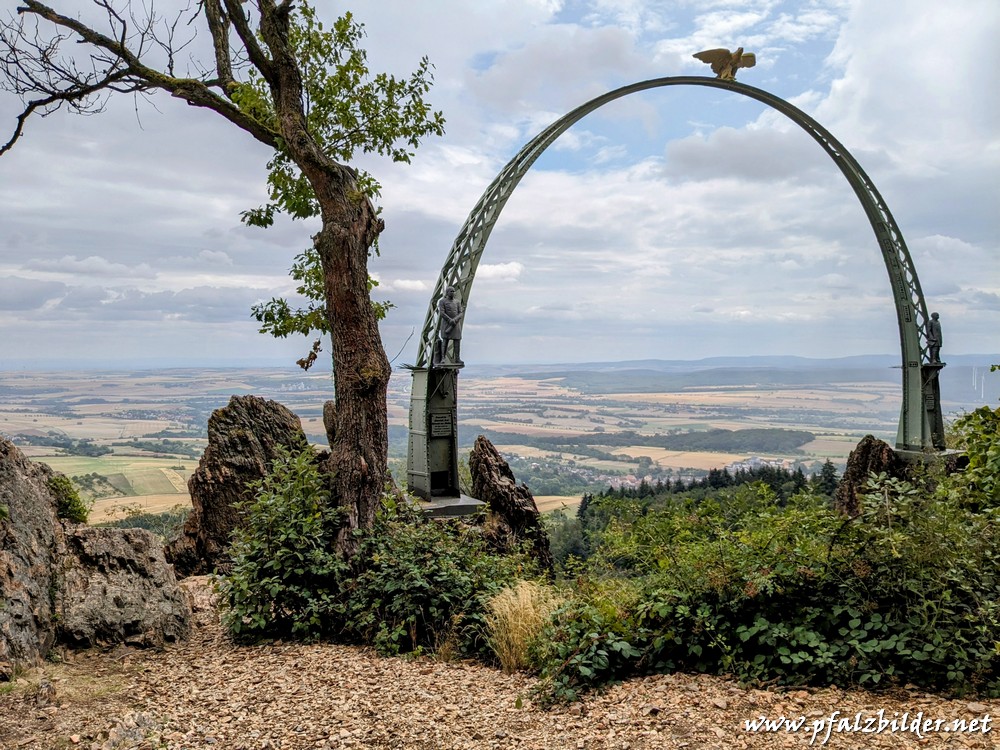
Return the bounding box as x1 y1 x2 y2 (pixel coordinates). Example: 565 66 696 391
1 578 997 749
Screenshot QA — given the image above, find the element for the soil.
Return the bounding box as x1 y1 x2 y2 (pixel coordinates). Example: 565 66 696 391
1 577 996 750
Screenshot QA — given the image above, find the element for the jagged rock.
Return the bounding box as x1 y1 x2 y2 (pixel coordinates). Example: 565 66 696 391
469 435 553 570
0 438 191 670
834 434 906 516
59 526 190 648
165 395 306 577
0 438 66 669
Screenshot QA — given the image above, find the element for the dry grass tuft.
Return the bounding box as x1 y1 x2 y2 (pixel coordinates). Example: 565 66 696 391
485 580 563 673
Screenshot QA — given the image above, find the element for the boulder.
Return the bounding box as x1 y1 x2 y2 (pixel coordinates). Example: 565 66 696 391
834 434 906 516
469 435 553 570
59 526 190 648
0 438 191 672
165 395 306 576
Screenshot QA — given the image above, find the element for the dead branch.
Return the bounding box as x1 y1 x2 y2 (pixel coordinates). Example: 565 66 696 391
0 0 281 152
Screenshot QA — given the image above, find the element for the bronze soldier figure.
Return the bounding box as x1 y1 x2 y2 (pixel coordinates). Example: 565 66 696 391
433 285 464 366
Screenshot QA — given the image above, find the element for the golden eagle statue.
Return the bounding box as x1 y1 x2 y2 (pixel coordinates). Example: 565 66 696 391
693 47 756 80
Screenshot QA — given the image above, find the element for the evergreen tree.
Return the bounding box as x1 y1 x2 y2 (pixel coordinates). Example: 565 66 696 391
814 459 840 497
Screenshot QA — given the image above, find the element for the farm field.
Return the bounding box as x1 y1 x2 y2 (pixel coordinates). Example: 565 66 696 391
30 455 195 493
31 454 196 522
90 494 193 524
534 495 584 514
607 446 764 471
1 358 995 515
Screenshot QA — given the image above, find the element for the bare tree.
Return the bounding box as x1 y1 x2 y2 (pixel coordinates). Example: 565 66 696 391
1 1 444 556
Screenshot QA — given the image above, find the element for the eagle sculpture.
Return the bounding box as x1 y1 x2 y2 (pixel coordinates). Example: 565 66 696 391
693 47 756 80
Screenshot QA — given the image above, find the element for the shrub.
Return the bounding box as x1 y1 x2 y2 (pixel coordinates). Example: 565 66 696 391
946 406 1000 508
543 510 588 567
341 496 527 657
219 442 345 640
485 580 563 673
533 593 643 703
531 477 1000 701
219 443 529 656
48 474 90 523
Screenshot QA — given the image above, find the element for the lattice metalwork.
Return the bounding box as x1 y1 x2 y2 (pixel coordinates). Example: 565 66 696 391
412 76 943 453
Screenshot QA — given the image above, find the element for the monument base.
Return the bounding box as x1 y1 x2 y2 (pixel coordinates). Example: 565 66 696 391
422 494 485 518
893 447 968 471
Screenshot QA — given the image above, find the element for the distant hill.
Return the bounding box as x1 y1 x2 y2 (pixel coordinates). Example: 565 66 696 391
459 354 1000 411
463 353 1000 376
511 367 900 393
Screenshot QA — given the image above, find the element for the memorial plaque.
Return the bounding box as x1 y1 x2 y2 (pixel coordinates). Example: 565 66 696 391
430 413 452 437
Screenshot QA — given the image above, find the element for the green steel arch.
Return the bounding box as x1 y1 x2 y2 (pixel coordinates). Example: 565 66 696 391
408 76 945 503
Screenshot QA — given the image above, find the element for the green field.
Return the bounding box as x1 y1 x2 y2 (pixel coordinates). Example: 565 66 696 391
37 455 194 496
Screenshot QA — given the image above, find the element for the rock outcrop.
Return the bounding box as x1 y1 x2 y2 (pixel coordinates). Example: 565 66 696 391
834 434 907 516
165 395 306 577
0 438 190 673
469 435 553 570
0 439 66 673
60 526 190 648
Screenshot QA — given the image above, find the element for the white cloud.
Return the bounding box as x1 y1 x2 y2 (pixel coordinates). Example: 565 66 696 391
389 279 429 292
477 261 525 281
198 250 234 266
0 277 66 310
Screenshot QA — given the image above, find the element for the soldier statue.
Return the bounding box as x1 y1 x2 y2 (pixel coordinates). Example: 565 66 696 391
927 311 943 363
433 285 464 366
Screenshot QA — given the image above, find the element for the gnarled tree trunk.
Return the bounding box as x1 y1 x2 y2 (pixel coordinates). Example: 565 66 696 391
260 10 391 557
316 213 391 557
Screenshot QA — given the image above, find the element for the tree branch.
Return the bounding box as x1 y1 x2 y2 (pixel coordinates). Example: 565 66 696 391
0 69 132 155
5 0 281 150
202 0 234 90
221 0 274 84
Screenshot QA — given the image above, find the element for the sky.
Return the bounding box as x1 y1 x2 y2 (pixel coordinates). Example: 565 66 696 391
0 0 997 370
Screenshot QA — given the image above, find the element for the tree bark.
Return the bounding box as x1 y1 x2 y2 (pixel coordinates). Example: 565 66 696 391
316 206 391 558
257 7 391 557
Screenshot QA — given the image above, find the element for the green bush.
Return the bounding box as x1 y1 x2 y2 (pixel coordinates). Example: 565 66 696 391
532 477 1000 701
947 406 1000 508
219 443 527 656
219 442 345 640
341 496 526 657
533 592 643 703
48 474 90 523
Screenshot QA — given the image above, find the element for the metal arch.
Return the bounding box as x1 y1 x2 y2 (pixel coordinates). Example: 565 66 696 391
414 76 943 455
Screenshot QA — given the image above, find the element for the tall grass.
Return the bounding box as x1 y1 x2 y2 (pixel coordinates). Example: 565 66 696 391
485 581 563 673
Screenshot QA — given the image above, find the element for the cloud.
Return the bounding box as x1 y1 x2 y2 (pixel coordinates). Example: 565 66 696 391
198 250 234 266
466 24 646 115
766 9 840 44
0 277 66 310
24 255 158 279
966 290 1000 312
477 262 525 281
43 285 273 323
387 279 429 292
662 125 830 182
